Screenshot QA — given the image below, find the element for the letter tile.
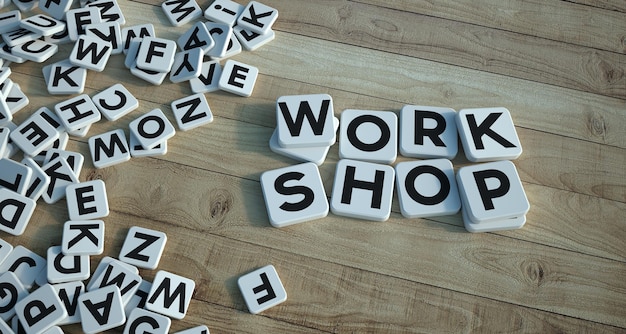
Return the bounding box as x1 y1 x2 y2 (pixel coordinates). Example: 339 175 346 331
46 246 90 284
92 84 139 121
339 109 397 164
145 270 194 319
88 129 131 168
276 94 335 148
61 220 105 256
0 186 36 236
128 109 175 150
0 245 46 290
203 0 244 26
218 59 258 97
261 162 328 228
237 264 286 314
118 226 167 270
15 284 67 334
456 160 530 232
456 107 522 162
171 93 213 131
162 0 202 27
330 159 395 221
78 285 126 334
237 1 278 35
395 159 461 218
65 180 109 221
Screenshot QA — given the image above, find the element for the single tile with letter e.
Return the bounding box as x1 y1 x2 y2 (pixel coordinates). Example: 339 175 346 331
0 187 36 236
203 0 243 26
339 109 398 164
65 180 109 221
129 109 176 150
269 117 339 166
456 107 522 162
10 110 59 157
162 0 202 27
395 159 461 218
53 279 85 325
118 226 167 270
171 93 213 131
92 84 138 121
169 48 203 83
54 94 101 132
62 220 105 256
0 271 28 321
276 94 335 148
145 270 195 319
330 159 395 222
78 285 126 334
218 59 258 97
135 37 176 73
237 1 278 35
189 60 221 93
238 264 287 314
260 162 328 228
177 21 214 53
123 308 171 334
399 105 458 159
46 245 90 284
66 7 102 41
88 129 131 168
15 284 67 334
456 160 529 232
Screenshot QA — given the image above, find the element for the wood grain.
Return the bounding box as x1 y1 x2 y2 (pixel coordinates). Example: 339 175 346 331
1 0 625 332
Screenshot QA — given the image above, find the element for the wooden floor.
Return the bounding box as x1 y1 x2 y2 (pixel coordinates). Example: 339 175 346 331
3 0 626 332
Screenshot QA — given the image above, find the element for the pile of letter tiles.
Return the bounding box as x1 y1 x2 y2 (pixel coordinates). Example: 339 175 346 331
262 94 530 233
0 0 289 331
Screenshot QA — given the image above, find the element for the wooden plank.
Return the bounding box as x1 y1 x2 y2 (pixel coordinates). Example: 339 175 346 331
351 0 626 54
256 0 626 99
26 141 622 328
8 195 625 333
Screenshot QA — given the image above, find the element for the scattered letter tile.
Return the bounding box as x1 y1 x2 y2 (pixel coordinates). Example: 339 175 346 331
218 59 258 97
145 270 195 320
171 93 213 131
47 245 90 284
78 285 126 334
118 226 167 270
129 109 176 150
92 84 139 121
238 264 287 314
339 109 398 164
65 180 109 221
0 187 36 236
15 284 67 334
88 129 131 168
62 220 105 256
237 1 278 35
123 308 171 334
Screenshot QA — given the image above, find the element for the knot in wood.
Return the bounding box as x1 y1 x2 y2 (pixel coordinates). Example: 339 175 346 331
85 169 105 181
522 259 546 286
586 111 607 138
209 189 233 219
